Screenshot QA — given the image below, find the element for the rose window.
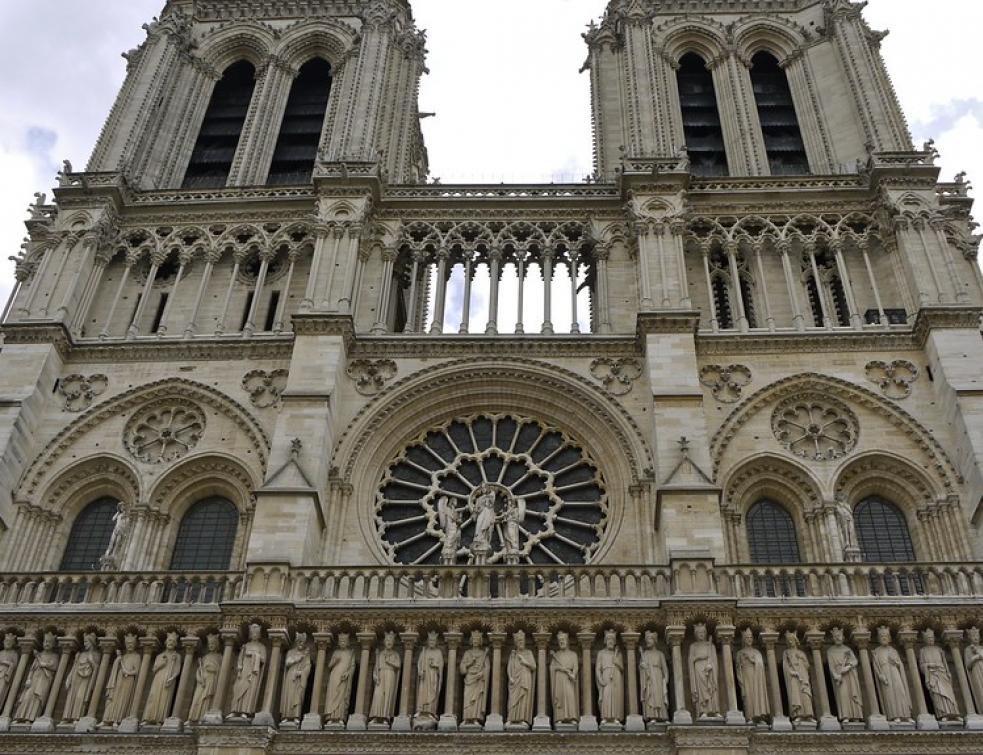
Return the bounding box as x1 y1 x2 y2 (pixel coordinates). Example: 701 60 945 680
771 394 858 461
376 414 608 565
124 402 206 464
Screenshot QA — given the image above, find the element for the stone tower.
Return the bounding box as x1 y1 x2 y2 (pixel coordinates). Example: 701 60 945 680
0 0 981 752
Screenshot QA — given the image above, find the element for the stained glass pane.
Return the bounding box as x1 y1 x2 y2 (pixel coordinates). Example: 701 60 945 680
169 497 238 571
60 498 119 571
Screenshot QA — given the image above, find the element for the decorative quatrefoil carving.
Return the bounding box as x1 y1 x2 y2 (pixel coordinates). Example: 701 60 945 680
589 358 643 396
58 374 108 412
242 369 289 409
347 359 398 396
865 360 918 400
771 393 858 462
699 364 753 403
124 402 205 464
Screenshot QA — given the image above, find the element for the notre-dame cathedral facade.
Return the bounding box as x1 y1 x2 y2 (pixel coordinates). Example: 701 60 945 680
0 0 982 752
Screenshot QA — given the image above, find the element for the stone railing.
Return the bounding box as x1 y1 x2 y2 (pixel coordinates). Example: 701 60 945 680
0 571 242 608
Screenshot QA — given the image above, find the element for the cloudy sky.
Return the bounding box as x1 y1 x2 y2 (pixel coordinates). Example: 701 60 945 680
0 0 981 309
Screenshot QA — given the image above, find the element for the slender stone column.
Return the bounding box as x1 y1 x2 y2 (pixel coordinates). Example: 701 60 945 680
806 244 831 328
72 252 111 335
514 252 527 334
242 250 273 338
899 629 938 730
100 254 136 339
716 625 745 725
804 631 839 731
541 249 555 334
931 218 969 302
635 227 654 310
568 250 581 334
944 630 983 729
778 241 805 330
486 632 507 731
0 639 34 730
859 239 888 326
761 631 792 731
671 220 691 307
184 250 218 337
753 245 775 330
56 234 97 321
253 630 286 726
594 245 612 333
485 247 503 335
302 226 330 312
532 631 551 731
725 241 749 331
655 226 670 308
371 248 397 333
32 636 75 732
155 251 191 336
429 249 450 334
204 629 237 724
852 629 888 730
576 631 598 731
347 632 375 730
319 227 344 310
76 637 116 732
438 632 462 731
162 636 199 732
701 245 718 331
127 255 162 339
404 250 425 333
459 253 474 333
338 225 363 313
915 222 947 303
215 250 246 335
830 239 862 329
667 626 692 725
302 632 332 731
392 632 418 732
120 636 157 732
622 632 644 732
22 234 65 316
40 233 78 317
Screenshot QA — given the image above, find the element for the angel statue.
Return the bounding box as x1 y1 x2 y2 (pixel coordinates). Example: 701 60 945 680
437 496 463 564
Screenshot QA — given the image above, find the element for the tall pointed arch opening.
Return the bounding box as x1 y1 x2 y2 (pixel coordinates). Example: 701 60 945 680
750 51 809 175
267 58 333 186
676 53 728 177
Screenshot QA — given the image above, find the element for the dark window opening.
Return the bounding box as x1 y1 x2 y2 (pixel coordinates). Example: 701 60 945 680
267 59 332 186
739 273 757 328
747 500 801 564
183 61 257 189
264 291 280 331
750 52 809 175
169 497 238 571
128 294 143 332
151 293 169 333
677 53 728 177
239 291 254 331
855 496 921 595
829 275 850 327
712 274 733 329
60 498 119 571
805 275 824 327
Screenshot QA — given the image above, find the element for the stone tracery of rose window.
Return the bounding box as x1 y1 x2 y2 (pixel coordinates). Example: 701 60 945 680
376 414 608 566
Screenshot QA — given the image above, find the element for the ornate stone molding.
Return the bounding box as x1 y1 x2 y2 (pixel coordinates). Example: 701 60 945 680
771 393 859 463
346 359 397 397
865 359 918 399
242 369 289 408
124 401 206 465
57 374 108 413
590 358 643 396
699 364 752 403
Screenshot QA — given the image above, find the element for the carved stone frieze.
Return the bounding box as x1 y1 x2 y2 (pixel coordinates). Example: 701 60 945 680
771 393 858 462
124 401 206 464
347 359 398 396
865 359 918 399
590 357 643 396
57 374 108 412
242 369 289 408
699 364 752 403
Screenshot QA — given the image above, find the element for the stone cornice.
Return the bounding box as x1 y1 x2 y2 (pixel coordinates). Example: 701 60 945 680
912 306 983 346
637 310 701 336
696 327 921 356
0 322 72 359
350 334 639 359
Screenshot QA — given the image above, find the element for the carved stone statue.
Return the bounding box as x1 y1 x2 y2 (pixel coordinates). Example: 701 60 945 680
502 496 526 560
103 633 140 725
325 633 357 724
965 627 983 712
459 631 490 724
735 629 769 722
470 487 498 560
0 633 18 712
188 634 222 722
782 632 814 721
100 503 130 570
228 624 266 719
437 497 462 564
62 633 99 723
826 628 863 722
280 633 312 724
506 631 536 727
142 632 181 724
595 630 624 724
689 624 719 718
413 631 443 729
872 627 911 722
550 631 579 724
369 632 401 724
639 630 668 722
833 498 857 551
13 633 58 723
919 629 959 720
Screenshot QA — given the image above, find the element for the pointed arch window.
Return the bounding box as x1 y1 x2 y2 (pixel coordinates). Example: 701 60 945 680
855 496 916 562
750 52 809 175
804 248 850 327
182 61 257 189
747 499 801 564
169 497 239 571
60 497 119 571
708 247 756 329
267 58 333 186
677 53 728 177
